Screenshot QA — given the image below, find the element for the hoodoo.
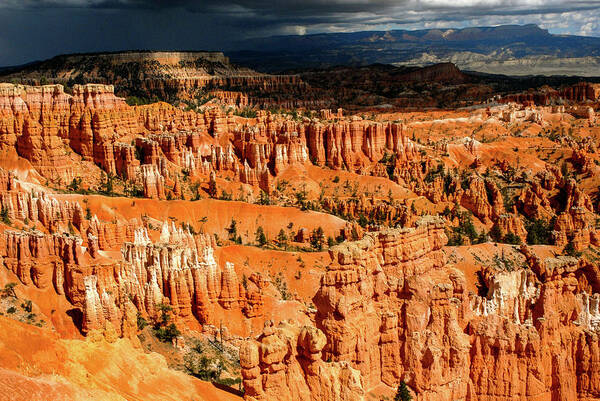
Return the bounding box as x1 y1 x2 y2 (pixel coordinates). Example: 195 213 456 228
2 9 600 401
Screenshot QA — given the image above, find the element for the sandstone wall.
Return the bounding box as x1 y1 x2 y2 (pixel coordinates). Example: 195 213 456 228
0 174 268 338
242 217 600 401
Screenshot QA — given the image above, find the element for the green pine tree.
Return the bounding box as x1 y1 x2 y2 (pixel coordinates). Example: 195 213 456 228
277 229 288 249
255 226 267 247
395 381 412 401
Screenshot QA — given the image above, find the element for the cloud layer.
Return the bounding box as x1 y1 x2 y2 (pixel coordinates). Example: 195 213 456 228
0 0 599 66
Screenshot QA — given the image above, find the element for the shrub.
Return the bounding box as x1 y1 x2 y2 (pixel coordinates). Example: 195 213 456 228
215 377 241 387
424 163 444 183
194 90 216 107
358 214 368 228
21 300 32 313
452 212 478 243
100 174 114 195
185 353 215 381
276 179 289 192
379 152 397 181
476 231 489 244
327 236 336 248
294 189 308 209
272 273 290 300
126 96 154 106
489 224 503 242
500 186 515 210
446 231 464 246
351 226 359 241
1 283 17 298
184 347 229 384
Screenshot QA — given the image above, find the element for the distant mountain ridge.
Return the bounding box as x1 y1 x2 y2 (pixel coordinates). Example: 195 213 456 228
0 50 306 104
0 50 256 82
228 24 600 76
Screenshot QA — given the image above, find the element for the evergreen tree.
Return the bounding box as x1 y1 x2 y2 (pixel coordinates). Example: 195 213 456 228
561 160 569 178
525 218 553 245
68 177 82 192
0 206 11 225
503 232 522 245
310 227 325 251
358 214 368 228
395 381 412 401
101 174 114 195
152 303 180 343
207 174 218 198
227 218 238 241
563 241 581 257
255 226 267 246
276 229 288 248
258 190 271 205
327 236 336 248
489 224 503 242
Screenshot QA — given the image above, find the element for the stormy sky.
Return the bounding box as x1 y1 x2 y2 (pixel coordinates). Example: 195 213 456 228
1 0 600 66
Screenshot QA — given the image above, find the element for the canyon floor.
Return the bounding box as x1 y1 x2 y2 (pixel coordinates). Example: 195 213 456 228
0 57 599 401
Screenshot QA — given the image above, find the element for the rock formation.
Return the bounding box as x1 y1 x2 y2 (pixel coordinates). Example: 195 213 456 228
494 213 528 242
0 178 268 338
242 216 600 401
0 83 419 193
241 321 364 401
1 74 600 401
500 82 600 105
0 51 309 107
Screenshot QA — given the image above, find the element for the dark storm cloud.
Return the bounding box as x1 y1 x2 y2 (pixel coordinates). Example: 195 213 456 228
89 0 600 36
1 0 599 66
13 0 598 15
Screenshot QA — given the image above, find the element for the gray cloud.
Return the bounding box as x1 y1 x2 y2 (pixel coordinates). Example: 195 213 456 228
0 0 599 66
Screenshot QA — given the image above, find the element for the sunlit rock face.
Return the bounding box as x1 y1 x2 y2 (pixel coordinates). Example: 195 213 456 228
242 217 600 401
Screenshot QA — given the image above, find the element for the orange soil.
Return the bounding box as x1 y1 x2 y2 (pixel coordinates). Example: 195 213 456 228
0 316 241 401
0 267 82 339
203 245 328 336
55 194 348 242
218 244 329 301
